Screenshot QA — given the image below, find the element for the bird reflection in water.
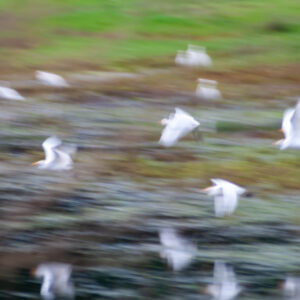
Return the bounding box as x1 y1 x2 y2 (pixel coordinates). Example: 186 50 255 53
205 261 242 300
32 262 74 300
159 228 197 271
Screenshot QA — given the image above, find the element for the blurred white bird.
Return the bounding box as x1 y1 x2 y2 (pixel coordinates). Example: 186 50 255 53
196 79 222 100
32 262 74 300
36 71 69 87
159 107 200 147
206 261 242 300
274 100 300 149
175 45 212 67
32 136 76 171
202 179 246 217
0 86 25 100
282 276 300 299
159 228 196 271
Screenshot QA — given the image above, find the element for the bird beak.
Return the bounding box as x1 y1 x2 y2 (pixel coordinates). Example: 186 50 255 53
158 120 163 125
32 161 39 166
272 140 280 146
278 129 283 133
201 186 213 192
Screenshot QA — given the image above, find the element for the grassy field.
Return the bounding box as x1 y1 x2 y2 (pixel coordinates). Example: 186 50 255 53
0 0 299 72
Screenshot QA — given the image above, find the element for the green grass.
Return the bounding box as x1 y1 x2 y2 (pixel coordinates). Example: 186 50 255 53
0 0 299 71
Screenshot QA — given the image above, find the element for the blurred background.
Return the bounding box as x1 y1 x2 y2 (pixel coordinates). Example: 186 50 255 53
0 0 299 299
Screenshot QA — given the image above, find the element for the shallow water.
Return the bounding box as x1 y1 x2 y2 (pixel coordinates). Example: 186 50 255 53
0 73 299 299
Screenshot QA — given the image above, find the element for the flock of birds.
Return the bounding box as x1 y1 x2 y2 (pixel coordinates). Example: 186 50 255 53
1 45 299 300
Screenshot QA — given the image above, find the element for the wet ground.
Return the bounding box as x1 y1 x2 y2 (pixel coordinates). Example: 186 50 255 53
0 67 299 299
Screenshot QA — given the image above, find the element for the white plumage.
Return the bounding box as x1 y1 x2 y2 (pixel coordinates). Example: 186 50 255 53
35 71 69 87
283 277 300 299
159 107 200 147
175 45 212 67
33 262 74 300
275 100 300 149
0 86 25 100
196 78 222 100
33 136 76 171
206 261 242 300
202 179 245 217
159 228 196 271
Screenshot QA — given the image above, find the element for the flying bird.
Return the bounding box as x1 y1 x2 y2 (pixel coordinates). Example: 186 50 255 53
175 45 212 67
159 228 196 271
36 71 69 87
159 107 200 147
0 86 25 101
202 179 246 217
274 100 300 149
32 136 76 170
205 261 242 300
196 78 222 101
32 262 74 300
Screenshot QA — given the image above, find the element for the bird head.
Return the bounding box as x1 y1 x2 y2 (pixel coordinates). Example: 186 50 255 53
31 264 50 278
32 160 43 167
159 118 168 126
200 185 217 196
30 265 44 278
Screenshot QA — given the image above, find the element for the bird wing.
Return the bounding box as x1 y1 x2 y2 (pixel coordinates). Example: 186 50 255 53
291 100 300 141
42 137 62 151
160 228 195 271
214 261 229 284
53 148 73 170
214 194 226 217
59 144 77 156
282 108 295 138
42 137 61 164
174 108 200 127
159 123 185 147
222 183 239 215
159 108 199 147
214 261 237 283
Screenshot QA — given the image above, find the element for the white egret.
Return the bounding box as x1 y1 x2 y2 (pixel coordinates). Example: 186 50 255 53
206 261 242 300
175 45 212 67
32 262 74 300
202 179 245 217
274 100 300 149
159 107 200 147
196 78 222 100
36 71 69 87
32 136 76 171
187 44 212 67
159 228 196 271
0 86 25 100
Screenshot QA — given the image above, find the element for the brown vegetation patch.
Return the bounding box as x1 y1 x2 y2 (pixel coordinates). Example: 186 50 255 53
0 37 36 49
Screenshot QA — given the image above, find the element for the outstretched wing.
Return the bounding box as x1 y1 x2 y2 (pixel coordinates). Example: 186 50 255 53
291 100 300 142
222 183 239 216
42 136 61 164
159 108 199 147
